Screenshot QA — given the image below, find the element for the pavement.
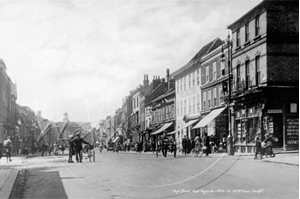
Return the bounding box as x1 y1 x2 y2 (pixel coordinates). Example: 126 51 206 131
0 150 298 199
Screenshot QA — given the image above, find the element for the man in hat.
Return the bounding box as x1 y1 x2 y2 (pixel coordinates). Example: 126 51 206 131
254 128 262 159
72 132 91 163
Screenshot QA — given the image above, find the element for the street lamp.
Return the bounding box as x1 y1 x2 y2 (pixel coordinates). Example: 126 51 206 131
221 33 234 155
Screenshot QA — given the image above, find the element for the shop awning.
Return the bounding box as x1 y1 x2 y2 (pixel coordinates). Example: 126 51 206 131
167 119 199 135
193 107 226 129
151 122 173 135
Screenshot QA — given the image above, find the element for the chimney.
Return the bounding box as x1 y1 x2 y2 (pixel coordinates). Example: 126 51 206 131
166 68 170 82
162 78 165 83
143 74 149 87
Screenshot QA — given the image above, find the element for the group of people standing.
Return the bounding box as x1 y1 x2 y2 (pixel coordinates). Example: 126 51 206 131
182 133 211 157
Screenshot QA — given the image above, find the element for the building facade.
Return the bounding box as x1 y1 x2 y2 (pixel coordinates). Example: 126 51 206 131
193 40 229 139
227 0 299 152
0 60 18 147
172 38 223 150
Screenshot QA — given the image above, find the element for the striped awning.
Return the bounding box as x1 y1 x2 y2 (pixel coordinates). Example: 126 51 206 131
151 122 173 135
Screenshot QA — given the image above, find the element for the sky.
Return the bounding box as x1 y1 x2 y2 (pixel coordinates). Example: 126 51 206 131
0 0 262 124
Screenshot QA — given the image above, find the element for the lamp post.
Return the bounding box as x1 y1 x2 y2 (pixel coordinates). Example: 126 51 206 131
226 33 234 155
221 33 234 155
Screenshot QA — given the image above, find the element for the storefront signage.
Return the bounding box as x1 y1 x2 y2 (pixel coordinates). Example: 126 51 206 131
267 109 282 114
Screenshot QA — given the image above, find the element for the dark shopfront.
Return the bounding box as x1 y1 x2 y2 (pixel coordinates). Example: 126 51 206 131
232 87 299 153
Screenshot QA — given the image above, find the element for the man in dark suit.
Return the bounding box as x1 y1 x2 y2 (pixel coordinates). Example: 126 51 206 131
72 133 91 163
161 131 169 157
182 135 188 155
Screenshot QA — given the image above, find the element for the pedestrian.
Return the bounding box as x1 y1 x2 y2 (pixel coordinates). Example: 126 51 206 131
203 133 210 157
182 135 188 155
60 145 65 154
254 130 262 159
161 131 169 157
171 138 177 158
53 141 59 155
4 136 12 162
151 139 155 154
194 135 202 157
155 137 161 158
186 137 191 154
68 135 74 163
72 132 91 163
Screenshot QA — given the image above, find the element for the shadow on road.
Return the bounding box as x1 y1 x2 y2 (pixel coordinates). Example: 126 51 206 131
9 166 68 199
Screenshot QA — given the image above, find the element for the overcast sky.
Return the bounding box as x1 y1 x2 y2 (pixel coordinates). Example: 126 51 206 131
0 0 262 124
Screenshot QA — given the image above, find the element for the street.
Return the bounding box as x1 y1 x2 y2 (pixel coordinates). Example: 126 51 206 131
8 150 299 199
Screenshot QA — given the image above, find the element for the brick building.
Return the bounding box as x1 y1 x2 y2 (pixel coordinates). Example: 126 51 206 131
0 60 18 146
227 0 299 152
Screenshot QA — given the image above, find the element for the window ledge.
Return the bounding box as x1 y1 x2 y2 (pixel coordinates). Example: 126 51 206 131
254 35 261 41
244 41 250 46
235 46 241 51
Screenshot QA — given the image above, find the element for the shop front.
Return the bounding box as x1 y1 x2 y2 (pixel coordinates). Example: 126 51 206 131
232 87 299 153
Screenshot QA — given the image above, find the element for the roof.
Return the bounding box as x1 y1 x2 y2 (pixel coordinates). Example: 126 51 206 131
227 0 265 30
171 38 223 78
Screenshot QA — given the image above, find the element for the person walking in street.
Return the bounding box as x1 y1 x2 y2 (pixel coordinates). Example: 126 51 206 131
182 135 188 155
254 130 262 159
161 131 169 157
53 141 59 155
194 134 202 157
151 139 155 154
68 136 75 163
171 138 177 158
203 133 210 157
4 136 12 162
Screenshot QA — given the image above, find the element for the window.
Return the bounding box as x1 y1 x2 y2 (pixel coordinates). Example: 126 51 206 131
221 59 225 76
193 96 195 113
203 92 206 110
197 94 200 111
213 62 217 80
245 22 249 42
213 88 217 107
197 70 200 85
255 56 261 85
189 75 191 89
184 100 186 114
180 78 183 92
236 64 241 89
206 66 209 82
192 72 195 86
189 98 191 114
218 85 222 105
181 101 183 116
255 15 260 36
184 77 186 90
208 90 211 108
245 60 250 89
236 28 240 47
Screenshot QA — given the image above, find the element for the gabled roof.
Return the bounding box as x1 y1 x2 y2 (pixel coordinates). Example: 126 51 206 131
171 38 223 78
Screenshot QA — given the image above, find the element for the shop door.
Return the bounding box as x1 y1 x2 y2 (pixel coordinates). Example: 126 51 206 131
271 114 283 148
